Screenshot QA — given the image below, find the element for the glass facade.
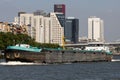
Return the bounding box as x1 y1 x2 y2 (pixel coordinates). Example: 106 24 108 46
65 20 72 42
65 18 79 43
56 14 65 27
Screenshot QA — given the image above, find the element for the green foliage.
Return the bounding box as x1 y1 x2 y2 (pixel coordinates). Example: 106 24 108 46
0 32 60 50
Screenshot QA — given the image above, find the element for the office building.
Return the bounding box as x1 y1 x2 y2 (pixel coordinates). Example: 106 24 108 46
88 16 104 42
65 17 79 43
54 4 65 15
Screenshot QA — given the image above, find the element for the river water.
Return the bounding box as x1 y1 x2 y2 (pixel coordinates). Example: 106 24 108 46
0 56 120 80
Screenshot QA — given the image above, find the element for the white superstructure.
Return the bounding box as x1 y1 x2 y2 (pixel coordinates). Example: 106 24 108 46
85 46 110 53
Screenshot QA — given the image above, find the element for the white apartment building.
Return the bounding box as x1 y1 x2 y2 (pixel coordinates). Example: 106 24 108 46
34 15 51 43
16 14 34 38
14 12 64 45
14 17 19 24
88 16 104 42
19 14 34 26
50 12 64 45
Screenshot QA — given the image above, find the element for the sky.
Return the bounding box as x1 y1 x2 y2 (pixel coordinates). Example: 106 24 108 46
0 0 120 42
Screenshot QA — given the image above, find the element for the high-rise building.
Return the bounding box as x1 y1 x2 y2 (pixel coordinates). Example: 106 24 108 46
16 13 51 43
18 13 34 38
54 4 65 15
14 12 65 45
19 14 34 26
14 17 19 24
14 12 26 24
34 15 52 43
65 17 79 43
18 12 26 17
33 10 47 16
88 16 104 42
50 12 65 45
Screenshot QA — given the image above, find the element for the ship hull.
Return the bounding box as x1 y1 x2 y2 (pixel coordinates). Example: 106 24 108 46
5 49 112 63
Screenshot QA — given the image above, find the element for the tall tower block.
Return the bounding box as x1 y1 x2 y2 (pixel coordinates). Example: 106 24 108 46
54 4 65 15
88 16 104 42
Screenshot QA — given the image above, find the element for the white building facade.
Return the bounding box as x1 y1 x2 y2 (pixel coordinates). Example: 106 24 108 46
50 12 64 45
88 16 104 42
34 15 52 43
14 12 64 45
15 14 34 38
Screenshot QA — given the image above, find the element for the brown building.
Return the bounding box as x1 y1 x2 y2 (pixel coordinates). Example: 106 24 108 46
54 4 66 15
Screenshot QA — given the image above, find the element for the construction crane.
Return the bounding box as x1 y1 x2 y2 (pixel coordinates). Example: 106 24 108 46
62 35 65 49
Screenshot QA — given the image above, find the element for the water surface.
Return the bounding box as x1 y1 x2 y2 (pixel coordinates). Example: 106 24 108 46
0 56 120 80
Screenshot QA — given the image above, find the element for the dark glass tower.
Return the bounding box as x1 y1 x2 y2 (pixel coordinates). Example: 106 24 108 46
65 17 79 43
56 13 65 27
54 4 66 34
54 4 65 15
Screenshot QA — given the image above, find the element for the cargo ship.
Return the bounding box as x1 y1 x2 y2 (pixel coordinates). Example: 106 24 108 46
5 44 112 63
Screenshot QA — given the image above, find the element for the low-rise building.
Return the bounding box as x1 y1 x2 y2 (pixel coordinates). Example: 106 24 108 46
0 22 28 34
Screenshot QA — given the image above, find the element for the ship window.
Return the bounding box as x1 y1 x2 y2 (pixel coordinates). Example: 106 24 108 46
74 52 76 53
49 51 52 53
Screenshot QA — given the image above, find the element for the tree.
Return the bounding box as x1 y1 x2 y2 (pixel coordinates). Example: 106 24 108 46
0 32 60 50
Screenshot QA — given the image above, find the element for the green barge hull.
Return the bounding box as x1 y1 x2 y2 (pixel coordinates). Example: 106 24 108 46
5 45 112 63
